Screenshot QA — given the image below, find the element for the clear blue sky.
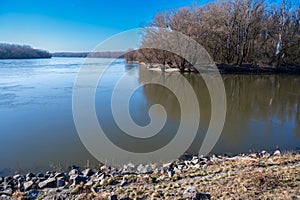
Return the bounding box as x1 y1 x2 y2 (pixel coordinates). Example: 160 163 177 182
0 0 212 52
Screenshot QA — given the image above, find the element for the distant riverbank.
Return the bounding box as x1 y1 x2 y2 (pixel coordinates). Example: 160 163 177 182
1 150 299 199
0 44 51 59
52 51 124 58
0 43 125 60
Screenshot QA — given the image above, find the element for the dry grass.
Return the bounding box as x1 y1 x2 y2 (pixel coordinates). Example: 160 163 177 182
12 152 300 200
68 152 300 199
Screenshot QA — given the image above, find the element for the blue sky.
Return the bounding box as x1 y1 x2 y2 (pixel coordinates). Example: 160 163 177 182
0 0 212 52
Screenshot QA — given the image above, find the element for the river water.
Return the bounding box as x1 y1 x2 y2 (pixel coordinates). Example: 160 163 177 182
0 58 299 175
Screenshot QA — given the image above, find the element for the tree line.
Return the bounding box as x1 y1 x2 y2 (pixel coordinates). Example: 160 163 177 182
125 0 300 72
52 51 125 58
0 43 51 59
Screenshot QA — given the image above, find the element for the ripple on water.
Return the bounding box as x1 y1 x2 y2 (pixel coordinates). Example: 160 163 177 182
0 93 18 106
0 84 35 91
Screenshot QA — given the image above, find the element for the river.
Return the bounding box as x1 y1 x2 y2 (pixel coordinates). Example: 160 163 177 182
0 58 299 175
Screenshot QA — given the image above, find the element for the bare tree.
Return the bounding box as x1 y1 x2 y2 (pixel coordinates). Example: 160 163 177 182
126 0 300 71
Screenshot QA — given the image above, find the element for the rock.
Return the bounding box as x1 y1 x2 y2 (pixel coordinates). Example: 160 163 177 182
4 176 12 183
137 164 152 174
84 180 93 187
183 186 211 200
38 177 56 189
100 165 110 173
123 163 135 173
28 189 39 199
26 172 35 178
13 174 22 180
35 173 44 178
259 150 270 157
192 164 201 169
45 171 55 177
210 155 222 162
96 173 106 181
57 177 65 187
3 177 14 189
163 162 173 168
183 186 199 200
108 195 118 200
3 183 13 190
69 169 81 176
167 169 174 178
31 177 38 183
2 188 12 196
82 168 94 177
191 156 199 165
153 167 164 174
0 176 3 184
70 175 86 185
184 160 191 167
24 180 34 191
26 173 35 181
120 177 128 187
174 166 182 174
18 181 24 192
54 172 67 179
0 194 14 200
273 150 281 156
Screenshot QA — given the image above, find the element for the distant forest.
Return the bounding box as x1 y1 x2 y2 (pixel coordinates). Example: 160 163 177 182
52 51 125 58
0 43 51 59
125 0 300 72
0 44 126 59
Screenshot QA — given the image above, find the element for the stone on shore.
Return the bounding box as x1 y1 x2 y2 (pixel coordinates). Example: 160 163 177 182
23 180 34 191
82 168 94 177
70 175 86 185
273 150 281 156
38 177 56 189
183 186 211 200
28 189 39 199
183 186 200 199
120 176 128 187
0 194 14 200
108 194 118 200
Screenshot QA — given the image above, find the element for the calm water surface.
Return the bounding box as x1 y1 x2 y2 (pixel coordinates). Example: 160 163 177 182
0 58 299 175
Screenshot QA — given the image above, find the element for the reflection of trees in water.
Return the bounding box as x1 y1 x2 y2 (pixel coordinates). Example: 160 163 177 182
227 76 282 121
224 75 300 138
138 67 211 124
139 66 300 142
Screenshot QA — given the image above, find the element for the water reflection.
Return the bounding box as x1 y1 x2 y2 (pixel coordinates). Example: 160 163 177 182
138 66 300 154
0 58 299 176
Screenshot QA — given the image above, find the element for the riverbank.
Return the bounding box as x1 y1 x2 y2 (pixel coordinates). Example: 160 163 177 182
0 150 299 199
217 64 300 74
131 61 300 74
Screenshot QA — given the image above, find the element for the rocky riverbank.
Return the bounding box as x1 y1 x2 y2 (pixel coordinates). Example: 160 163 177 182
0 150 299 200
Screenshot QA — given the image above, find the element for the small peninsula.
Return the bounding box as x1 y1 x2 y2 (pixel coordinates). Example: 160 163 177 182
0 43 51 59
